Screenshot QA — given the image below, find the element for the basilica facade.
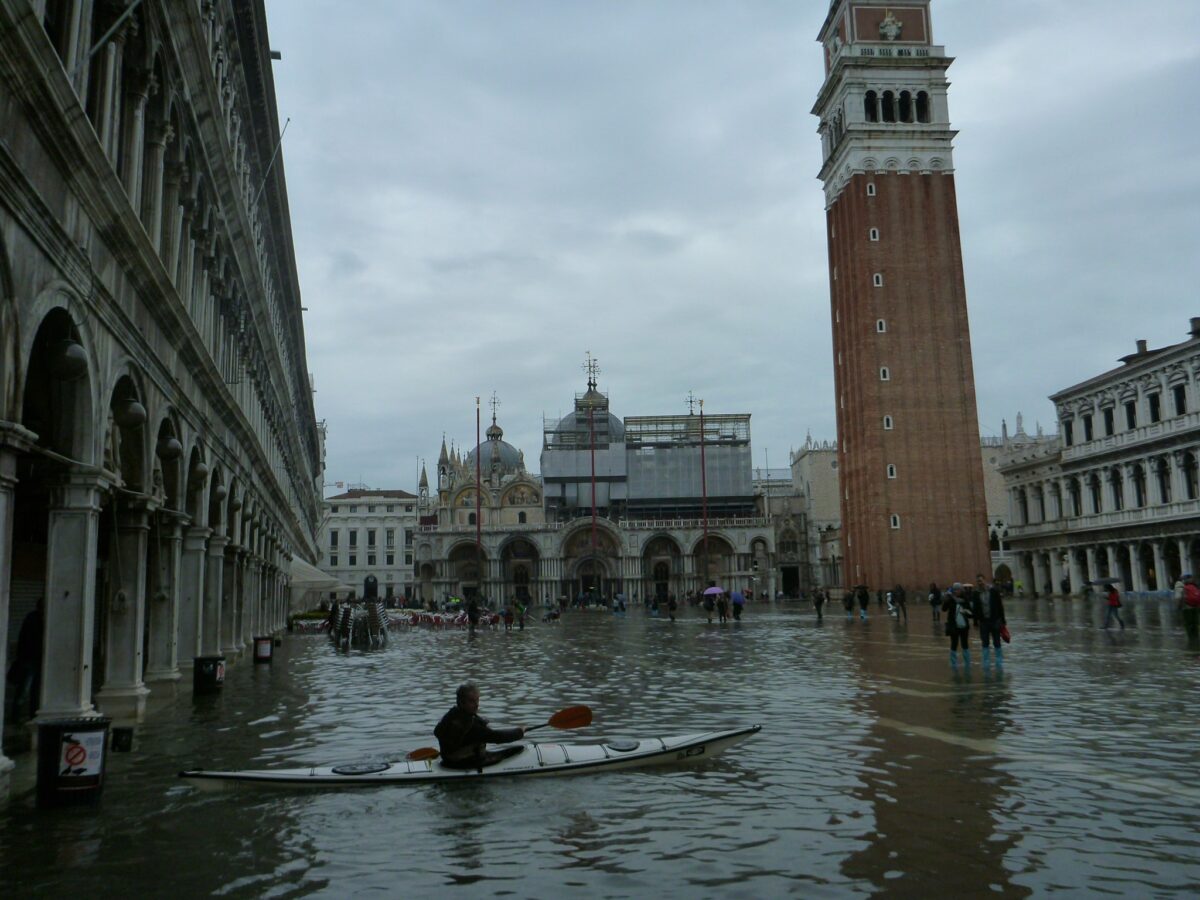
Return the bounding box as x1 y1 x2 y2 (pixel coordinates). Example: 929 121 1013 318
413 379 776 606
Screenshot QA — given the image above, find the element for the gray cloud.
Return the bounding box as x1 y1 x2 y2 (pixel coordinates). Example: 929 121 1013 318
268 0 1200 490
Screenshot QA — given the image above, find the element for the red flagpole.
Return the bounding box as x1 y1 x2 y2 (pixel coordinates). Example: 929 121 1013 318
700 399 709 585
589 405 597 553
475 397 482 597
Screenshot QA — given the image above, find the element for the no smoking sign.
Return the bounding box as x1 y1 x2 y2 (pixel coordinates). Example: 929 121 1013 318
59 730 105 777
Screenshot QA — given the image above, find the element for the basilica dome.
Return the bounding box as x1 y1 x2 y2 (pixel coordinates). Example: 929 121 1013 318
466 421 524 470
550 408 625 444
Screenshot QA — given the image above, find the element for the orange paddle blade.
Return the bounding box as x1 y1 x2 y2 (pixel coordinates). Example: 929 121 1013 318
547 705 592 729
406 746 440 761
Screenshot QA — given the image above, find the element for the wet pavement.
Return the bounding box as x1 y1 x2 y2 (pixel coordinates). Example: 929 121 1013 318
2 597 1198 898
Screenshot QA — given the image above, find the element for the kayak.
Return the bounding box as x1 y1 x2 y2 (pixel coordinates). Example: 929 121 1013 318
179 725 760 791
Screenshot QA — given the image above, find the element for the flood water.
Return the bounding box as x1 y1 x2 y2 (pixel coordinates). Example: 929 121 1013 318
3 598 1199 898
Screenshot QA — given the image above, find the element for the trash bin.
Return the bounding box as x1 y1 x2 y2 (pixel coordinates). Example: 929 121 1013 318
36 717 111 808
253 636 273 663
193 655 226 694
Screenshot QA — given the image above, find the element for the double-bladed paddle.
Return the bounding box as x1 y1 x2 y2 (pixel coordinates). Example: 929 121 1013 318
405 704 593 761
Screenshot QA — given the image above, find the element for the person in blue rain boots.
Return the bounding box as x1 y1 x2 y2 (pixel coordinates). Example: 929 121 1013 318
943 583 974 667
973 574 1007 667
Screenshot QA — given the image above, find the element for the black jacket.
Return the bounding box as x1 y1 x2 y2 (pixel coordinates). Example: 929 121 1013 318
941 594 974 635
971 587 1006 625
434 706 523 764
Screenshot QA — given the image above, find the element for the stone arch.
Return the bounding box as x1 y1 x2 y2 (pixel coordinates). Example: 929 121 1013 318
20 302 96 464
447 541 489 599
184 443 209 524
152 410 185 511
692 533 736 584
226 476 243 546
500 536 539 603
0 232 17 421
642 534 683 603
207 466 227 535
105 369 150 493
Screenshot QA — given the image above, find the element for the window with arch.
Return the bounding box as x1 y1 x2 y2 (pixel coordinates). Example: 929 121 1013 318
881 91 896 122
864 90 878 123
880 367 891 381
876 319 887 333
1110 467 1125 512
899 90 913 123
1185 452 1198 501
873 273 884 287
916 91 931 123
883 415 894 430
1173 383 1188 415
887 464 897 479
518 511 527 524
1155 457 1171 503
889 514 901 530
869 227 880 242
1069 478 1082 516
1089 474 1103 513
1132 464 1147 507
468 512 477 525
867 182 877 196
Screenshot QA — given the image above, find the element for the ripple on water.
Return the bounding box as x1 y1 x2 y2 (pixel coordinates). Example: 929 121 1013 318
3 604 1200 897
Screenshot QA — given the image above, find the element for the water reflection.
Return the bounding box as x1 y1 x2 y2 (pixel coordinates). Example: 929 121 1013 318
2 603 1200 896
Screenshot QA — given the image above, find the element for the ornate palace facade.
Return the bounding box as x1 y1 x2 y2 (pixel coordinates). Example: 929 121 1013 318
1001 320 1200 594
0 0 322 773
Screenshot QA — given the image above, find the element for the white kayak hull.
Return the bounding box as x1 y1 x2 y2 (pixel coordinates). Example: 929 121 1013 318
179 725 760 791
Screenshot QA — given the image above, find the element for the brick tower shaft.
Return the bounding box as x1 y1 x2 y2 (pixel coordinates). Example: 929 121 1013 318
813 1 990 590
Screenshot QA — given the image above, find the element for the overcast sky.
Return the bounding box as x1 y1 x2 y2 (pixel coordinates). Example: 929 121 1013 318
266 1 1200 494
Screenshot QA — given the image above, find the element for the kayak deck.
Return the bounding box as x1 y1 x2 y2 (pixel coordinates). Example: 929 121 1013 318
180 725 760 791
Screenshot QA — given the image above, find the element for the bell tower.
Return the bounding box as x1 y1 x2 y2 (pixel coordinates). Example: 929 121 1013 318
813 1 990 589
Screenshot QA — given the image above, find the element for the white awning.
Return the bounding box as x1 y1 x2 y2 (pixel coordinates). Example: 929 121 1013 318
289 554 351 592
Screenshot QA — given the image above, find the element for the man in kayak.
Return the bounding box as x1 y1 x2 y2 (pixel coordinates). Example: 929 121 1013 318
435 683 527 769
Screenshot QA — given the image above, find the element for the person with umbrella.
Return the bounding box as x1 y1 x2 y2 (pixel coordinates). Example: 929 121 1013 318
702 584 721 623
730 589 746 621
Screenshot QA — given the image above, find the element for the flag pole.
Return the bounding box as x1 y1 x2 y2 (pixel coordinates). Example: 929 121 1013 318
475 397 482 600
700 398 709 589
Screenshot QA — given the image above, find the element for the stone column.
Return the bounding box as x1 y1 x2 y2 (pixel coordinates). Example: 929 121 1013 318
142 122 173 249
144 511 184 685
1128 542 1146 592
202 536 227 655
237 551 251 647
1100 545 1114 581
1171 450 1190 502
1123 464 1140 510
1068 550 1084 595
1105 470 1121 512
1151 541 1167 592
1085 546 1098 584
95 504 152 723
1178 537 1193 578
1045 551 1060 594
1017 553 1034 595
95 25 123 158
38 473 106 720
122 71 154 208
162 164 184 271
220 544 240 657
0 423 36 773
177 527 209 668
244 556 261 643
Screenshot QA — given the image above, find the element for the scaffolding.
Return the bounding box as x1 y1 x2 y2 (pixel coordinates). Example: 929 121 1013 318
624 413 751 448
